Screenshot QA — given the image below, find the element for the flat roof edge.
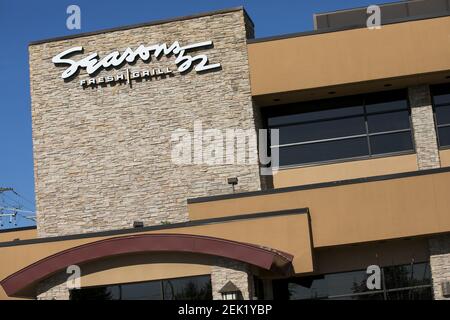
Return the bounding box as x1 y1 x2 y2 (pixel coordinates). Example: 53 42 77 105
248 11 450 44
29 6 249 46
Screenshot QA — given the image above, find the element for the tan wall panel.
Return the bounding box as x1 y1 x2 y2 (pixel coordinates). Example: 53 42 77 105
273 154 418 188
0 229 36 243
248 16 450 96
439 149 450 167
80 253 212 288
189 171 450 248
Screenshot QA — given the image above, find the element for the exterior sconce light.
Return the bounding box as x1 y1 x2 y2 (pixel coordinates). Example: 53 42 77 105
442 281 450 298
133 221 144 228
227 177 238 193
219 281 242 300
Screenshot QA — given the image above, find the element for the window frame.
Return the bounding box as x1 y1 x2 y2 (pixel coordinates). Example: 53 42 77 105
265 90 416 169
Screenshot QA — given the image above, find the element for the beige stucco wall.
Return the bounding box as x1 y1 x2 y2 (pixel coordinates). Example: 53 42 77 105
439 149 450 167
189 170 450 248
0 229 36 243
273 154 418 188
248 16 450 97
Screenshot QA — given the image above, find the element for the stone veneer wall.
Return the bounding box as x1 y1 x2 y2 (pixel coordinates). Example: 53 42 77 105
29 8 262 237
36 272 70 300
408 85 441 170
408 85 450 300
429 235 450 300
211 259 255 300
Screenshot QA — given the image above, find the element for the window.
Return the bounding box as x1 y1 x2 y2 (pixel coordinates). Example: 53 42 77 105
265 90 414 167
272 262 432 300
70 275 212 300
432 83 450 148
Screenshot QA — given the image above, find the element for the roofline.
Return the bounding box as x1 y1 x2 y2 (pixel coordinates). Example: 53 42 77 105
29 6 253 46
248 11 450 44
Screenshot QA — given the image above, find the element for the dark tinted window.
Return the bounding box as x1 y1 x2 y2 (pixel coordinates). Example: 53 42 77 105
70 275 212 300
438 127 450 146
163 276 212 300
273 262 432 301
370 132 414 155
277 138 369 166
277 117 366 145
435 105 450 125
367 111 410 133
70 286 120 300
384 263 431 289
266 90 412 167
121 281 162 300
432 83 450 105
432 84 450 148
365 91 408 113
267 98 363 127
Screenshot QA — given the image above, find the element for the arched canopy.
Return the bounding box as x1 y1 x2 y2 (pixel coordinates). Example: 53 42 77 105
1 233 293 297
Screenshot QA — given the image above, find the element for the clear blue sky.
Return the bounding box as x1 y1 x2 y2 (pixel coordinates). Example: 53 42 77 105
0 0 396 228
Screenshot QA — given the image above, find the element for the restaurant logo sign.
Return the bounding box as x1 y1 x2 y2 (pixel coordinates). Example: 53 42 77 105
52 40 221 87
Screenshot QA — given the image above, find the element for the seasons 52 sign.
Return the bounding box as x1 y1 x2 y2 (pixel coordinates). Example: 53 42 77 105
52 40 222 87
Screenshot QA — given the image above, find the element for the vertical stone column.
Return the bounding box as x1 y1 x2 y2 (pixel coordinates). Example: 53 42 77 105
409 85 450 300
429 235 450 300
211 259 254 300
408 85 441 170
36 272 70 300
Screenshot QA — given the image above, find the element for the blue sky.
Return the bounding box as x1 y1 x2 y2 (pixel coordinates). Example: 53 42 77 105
0 0 396 228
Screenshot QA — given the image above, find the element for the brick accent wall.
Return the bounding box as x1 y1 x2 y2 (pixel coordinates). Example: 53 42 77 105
29 9 262 237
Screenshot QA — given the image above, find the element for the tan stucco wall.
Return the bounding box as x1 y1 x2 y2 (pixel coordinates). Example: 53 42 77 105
273 154 418 188
0 229 36 243
189 170 450 248
439 149 450 167
248 16 450 97
79 253 212 288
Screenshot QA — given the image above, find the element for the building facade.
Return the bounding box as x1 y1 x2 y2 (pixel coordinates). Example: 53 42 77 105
1 1 450 300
